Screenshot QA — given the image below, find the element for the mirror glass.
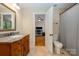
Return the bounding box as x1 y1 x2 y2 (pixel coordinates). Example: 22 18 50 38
0 3 16 31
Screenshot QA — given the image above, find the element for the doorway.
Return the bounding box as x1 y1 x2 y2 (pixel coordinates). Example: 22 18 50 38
34 13 45 46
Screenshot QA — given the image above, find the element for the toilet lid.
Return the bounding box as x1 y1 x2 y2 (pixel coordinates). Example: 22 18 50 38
54 41 63 47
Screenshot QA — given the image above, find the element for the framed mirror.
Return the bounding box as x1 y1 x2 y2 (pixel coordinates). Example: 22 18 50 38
0 3 16 31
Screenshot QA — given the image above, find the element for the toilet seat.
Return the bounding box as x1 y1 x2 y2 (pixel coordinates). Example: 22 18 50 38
54 41 63 48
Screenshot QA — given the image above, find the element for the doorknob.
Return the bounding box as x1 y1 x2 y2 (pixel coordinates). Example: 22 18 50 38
50 34 53 36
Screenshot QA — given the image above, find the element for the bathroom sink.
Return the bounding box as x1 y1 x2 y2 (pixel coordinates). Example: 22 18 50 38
0 35 24 42
9 35 23 39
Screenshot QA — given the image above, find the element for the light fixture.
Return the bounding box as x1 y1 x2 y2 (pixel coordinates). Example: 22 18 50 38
38 17 42 21
12 4 20 10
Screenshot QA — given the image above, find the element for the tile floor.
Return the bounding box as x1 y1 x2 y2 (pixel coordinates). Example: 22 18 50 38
28 46 71 56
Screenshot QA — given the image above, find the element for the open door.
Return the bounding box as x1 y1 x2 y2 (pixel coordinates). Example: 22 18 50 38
45 7 53 53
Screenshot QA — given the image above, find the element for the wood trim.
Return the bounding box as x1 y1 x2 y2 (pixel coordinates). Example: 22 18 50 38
0 29 15 31
60 3 78 15
0 3 16 32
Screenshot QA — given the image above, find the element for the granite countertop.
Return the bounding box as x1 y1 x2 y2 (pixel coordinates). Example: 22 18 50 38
0 34 26 43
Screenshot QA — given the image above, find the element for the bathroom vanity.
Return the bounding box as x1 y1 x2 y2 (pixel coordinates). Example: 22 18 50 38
0 3 29 56
0 34 29 56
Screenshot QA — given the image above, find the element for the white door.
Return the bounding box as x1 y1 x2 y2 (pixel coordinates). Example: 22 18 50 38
45 7 53 54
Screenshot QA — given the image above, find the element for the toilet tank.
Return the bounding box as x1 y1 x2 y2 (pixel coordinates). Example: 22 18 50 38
53 34 58 41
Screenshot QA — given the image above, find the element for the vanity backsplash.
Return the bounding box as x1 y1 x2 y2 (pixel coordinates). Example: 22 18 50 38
0 32 19 38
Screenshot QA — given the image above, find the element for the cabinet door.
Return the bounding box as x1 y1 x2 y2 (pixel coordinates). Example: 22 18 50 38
0 43 10 56
35 36 45 46
22 35 29 56
11 40 22 56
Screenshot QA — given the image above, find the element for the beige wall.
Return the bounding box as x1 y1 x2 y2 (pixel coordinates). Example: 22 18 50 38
22 7 33 35
0 3 23 34
21 6 34 50
53 7 60 34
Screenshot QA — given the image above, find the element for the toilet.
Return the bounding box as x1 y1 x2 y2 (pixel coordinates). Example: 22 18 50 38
53 34 63 54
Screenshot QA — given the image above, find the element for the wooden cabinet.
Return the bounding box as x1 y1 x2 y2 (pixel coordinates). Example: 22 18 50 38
0 43 10 56
35 36 45 46
0 35 29 56
22 35 29 56
11 40 22 56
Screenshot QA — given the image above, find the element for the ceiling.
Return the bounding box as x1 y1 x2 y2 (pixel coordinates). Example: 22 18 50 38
19 3 75 12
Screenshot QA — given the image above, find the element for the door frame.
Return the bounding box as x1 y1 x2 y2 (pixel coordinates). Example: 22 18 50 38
32 12 46 46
